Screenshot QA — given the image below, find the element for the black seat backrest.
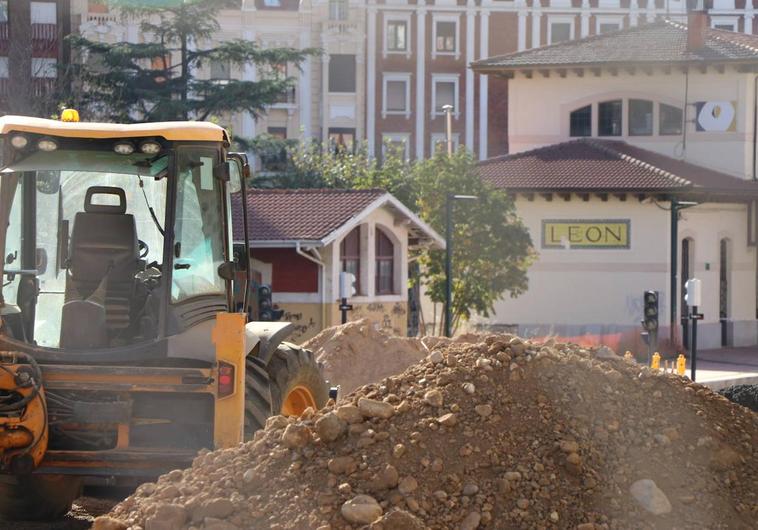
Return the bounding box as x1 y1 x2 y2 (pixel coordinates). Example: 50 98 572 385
69 186 138 291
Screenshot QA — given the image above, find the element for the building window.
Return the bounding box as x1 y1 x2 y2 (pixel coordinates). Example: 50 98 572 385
329 128 355 153
261 127 288 172
210 60 231 81
381 133 410 161
340 226 361 295
32 57 57 78
711 17 738 32
569 105 592 137
435 20 457 54
431 133 460 154
0 2 7 23
328 55 356 93
263 0 281 7
383 74 411 118
375 229 395 295
31 2 57 24
0 57 8 79
432 75 458 117
660 103 684 136
386 20 408 52
598 100 622 136
629 99 653 136
549 20 573 44
329 0 348 21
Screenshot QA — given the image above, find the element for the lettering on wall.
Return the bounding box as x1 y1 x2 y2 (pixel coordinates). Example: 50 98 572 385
541 219 630 249
694 101 736 132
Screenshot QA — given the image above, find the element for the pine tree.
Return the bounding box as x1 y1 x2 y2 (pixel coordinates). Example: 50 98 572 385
68 0 317 122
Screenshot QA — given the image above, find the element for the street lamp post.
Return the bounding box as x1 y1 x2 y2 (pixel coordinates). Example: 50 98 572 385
445 193 478 338
442 104 454 156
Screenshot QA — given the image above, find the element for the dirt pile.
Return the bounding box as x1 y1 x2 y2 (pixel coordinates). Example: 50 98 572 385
719 384 758 412
302 319 430 394
101 335 757 530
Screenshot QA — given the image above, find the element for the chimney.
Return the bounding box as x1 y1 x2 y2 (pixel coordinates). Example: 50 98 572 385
687 1 708 52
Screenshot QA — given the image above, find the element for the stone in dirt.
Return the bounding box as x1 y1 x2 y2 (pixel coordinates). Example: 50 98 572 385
629 479 672 515
460 511 481 530
370 509 425 529
281 423 311 449
92 517 128 530
341 494 383 524
315 411 346 442
358 397 395 419
145 503 187 530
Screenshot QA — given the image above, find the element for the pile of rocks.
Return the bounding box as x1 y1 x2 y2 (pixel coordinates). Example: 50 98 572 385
99 335 757 530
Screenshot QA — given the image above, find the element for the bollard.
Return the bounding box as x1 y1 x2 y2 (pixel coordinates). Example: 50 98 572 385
651 352 661 371
624 351 633 361
677 354 686 376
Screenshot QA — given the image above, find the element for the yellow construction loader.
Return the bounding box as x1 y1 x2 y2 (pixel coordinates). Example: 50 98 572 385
0 113 329 520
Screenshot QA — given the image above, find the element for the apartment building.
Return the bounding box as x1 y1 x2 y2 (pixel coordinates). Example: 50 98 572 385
0 0 71 116
71 1 758 160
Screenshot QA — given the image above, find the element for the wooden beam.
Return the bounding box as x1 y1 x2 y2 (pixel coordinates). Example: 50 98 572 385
558 192 571 201
697 64 707 74
591 67 602 77
557 68 567 78
643 66 654 76
579 193 590 202
524 192 535 202
573 68 584 77
498 72 515 80
539 69 550 78
540 193 553 202
716 64 725 74
614 193 627 202
636 193 647 202
596 193 608 202
625 66 636 76
663 66 672 75
522 70 533 79
609 67 618 76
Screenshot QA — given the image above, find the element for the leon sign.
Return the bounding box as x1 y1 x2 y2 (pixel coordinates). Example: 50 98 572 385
541 219 630 249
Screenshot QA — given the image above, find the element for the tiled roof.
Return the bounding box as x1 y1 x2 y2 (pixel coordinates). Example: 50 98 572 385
231 189 385 243
473 20 758 71
477 139 758 195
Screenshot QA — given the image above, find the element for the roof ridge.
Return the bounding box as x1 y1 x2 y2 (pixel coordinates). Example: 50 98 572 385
706 25 758 55
249 187 386 194
585 140 692 187
478 138 588 164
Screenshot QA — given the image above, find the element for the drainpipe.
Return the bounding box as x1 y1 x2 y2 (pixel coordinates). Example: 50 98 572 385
296 242 327 331
753 75 758 180
670 198 679 347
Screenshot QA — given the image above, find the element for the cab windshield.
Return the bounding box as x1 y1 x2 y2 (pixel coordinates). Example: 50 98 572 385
0 149 168 349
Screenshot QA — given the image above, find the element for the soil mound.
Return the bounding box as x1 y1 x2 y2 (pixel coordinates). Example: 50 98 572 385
719 384 758 412
303 319 429 394
101 335 757 530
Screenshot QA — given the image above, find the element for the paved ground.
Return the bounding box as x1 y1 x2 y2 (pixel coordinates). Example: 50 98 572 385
682 346 758 390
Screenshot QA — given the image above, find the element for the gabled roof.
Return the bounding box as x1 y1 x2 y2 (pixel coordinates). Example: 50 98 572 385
473 20 758 72
477 139 758 196
231 188 445 249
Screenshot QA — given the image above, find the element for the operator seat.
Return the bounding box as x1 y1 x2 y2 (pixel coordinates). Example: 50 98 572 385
61 186 138 348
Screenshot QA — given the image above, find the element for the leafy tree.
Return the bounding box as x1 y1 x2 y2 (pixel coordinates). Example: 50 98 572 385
67 0 318 122
414 150 534 334
254 141 534 334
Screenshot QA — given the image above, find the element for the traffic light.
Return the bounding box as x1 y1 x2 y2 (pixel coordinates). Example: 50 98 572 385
684 279 702 307
339 271 357 299
642 290 659 332
258 284 284 321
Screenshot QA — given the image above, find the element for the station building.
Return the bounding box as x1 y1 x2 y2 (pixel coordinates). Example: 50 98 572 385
472 13 758 352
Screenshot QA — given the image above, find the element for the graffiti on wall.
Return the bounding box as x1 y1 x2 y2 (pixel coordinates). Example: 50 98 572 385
342 301 408 337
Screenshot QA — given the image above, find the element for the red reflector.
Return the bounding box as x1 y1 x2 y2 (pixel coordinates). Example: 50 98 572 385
217 362 235 398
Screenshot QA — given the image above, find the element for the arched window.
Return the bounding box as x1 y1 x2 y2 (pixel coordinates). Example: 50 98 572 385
569 105 592 137
629 99 653 136
598 99 622 136
375 229 395 294
659 103 683 135
340 226 361 294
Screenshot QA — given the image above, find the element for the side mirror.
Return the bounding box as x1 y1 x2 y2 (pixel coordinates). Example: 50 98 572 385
217 261 236 281
228 159 243 193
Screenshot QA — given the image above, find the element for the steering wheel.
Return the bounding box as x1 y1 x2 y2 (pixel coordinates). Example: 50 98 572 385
138 239 149 259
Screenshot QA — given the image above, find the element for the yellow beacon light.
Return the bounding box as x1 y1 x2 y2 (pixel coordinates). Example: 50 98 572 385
60 109 80 122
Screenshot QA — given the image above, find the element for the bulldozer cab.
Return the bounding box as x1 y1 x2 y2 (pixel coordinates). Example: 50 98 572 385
0 116 250 361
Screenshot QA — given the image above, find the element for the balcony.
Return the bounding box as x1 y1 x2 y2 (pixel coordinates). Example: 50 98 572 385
32 78 56 98
32 23 58 41
325 21 359 35
272 86 296 106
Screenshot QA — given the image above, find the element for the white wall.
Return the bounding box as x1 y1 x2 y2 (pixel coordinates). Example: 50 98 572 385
508 69 755 179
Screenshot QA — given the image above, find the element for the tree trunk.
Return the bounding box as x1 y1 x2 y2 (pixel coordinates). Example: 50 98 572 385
8 0 32 115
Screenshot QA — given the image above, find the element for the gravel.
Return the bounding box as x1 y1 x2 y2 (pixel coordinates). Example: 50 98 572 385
101 334 757 530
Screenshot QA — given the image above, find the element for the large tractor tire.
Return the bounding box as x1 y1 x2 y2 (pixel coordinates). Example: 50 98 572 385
244 343 329 438
0 474 83 521
268 342 329 417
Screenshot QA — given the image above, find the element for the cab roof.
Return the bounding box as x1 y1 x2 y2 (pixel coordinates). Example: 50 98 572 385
0 115 229 143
